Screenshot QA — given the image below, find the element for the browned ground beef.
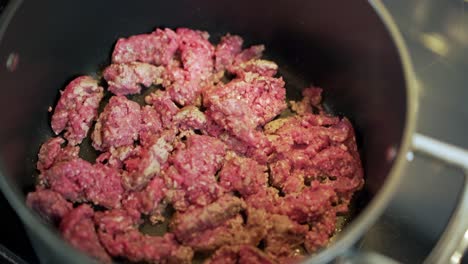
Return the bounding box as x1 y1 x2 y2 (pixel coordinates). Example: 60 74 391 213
27 27 364 264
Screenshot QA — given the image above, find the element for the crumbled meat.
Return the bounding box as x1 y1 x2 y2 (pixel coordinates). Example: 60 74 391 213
231 45 265 67
164 134 226 209
304 210 337 253
122 176 167 222
92 96 141 151
31 27 365 264
203 73 286 146
139 105 164 147
290 87 323 115
26 189 73 225
112 28 179 65
205 245 275 264
60 205 111 263
103 62 164 95
170 195 246 241
145 90 179 128
122 129 175 190
42 159 124 208
215 34 243 72
219 153 268 197
51 76 104 145
230 59 278 77
264 214 308 259
95 209 193 263
96 145 140 169
173 105 207 131
36 137 79 173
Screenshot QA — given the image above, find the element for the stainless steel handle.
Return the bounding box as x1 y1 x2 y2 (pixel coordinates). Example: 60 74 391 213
412 133 468 264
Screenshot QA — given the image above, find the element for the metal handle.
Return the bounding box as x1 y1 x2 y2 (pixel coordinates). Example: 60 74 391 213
412 133 468 264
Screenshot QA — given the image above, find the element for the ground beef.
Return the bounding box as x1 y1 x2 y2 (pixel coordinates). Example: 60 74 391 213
122 129 175 190
36 137 79 174
164 134 226 209
214 34 243 72
60 205 111 263
92 96 141 151
206 245 275 264
219 153 268 197
26 189 73 225
42 159 124 208
103 62 164 95
112 28 179 66
145 90 180 128
51 76 104 145
29 27 364 264
95 209 193 263
170 195 246 241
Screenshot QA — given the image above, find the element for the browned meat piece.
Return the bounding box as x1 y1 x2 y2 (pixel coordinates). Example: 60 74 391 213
264 214 308 259
304 210 337 253
103 62 164 95
215 34 243 72
122 129 175 190
290 87 323 115
60 205 111 263
279 183 337 223
92 96 141 151
219 153 268 197
95 209 193 263
51 76 104 145
26 189 73 225
112 28 179 65
170 195 246 241
42 159 124 208
36 137 79 173
205 245 275 264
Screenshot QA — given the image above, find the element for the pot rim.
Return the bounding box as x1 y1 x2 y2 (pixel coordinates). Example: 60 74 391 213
0 0 418 263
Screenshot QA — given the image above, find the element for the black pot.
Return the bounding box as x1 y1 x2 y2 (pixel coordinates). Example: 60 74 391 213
0 0 465 263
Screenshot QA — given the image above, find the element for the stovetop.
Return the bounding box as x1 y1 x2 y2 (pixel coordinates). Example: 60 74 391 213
0 1 467 263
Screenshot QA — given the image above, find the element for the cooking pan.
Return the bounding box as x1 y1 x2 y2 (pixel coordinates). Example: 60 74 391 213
0 0 466 263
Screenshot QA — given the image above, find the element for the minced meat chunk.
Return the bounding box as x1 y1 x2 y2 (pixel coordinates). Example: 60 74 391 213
215 34 243 72
60 205 111 263
103 62 164 95
170 195 246 241
145 90 179 128
112 28 179 66
205 245 275 264
26 189 73 225
42 159 124 208
51 76 104 145
95 209 193 263
92 96 141 151
219 153 268 197
36 137 79 173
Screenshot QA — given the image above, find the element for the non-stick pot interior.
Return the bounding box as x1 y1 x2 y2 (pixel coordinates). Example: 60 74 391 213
0 0 407 262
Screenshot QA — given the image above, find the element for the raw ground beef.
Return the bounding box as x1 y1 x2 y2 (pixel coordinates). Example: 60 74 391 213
28 27 364 264
103 62 164 95
51 76 104 145
92 95 141 151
